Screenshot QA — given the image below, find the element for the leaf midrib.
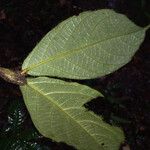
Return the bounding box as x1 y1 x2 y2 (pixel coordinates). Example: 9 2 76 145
24 27 144 72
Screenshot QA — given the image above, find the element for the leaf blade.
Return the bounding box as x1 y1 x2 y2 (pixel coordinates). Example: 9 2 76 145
22 9 147 79
20 77 124 150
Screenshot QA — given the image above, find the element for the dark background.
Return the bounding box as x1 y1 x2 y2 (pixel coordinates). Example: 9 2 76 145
0 0 150 149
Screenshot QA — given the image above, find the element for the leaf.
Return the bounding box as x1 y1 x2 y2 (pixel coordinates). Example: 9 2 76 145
22 9 148 79
20 77 124 150
2 100 26 133
0 137 44 150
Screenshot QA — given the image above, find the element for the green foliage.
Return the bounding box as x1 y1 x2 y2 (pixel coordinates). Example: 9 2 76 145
0 99 45 150
21 77 124 150
0 136 41 150
22 9 147 79
20 9 149 150
2 100 26 133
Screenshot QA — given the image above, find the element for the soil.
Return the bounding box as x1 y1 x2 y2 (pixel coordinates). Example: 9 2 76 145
0 0 150 150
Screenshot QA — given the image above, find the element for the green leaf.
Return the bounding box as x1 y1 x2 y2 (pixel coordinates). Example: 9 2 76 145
0 137 44 150
20 77 124 150
3 100 26 133
22 9 147 79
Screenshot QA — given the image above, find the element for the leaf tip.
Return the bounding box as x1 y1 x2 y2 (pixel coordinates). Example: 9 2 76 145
145 24 150 31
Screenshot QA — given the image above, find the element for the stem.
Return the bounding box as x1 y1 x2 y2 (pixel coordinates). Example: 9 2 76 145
0 67 27 86
21 69 28 75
